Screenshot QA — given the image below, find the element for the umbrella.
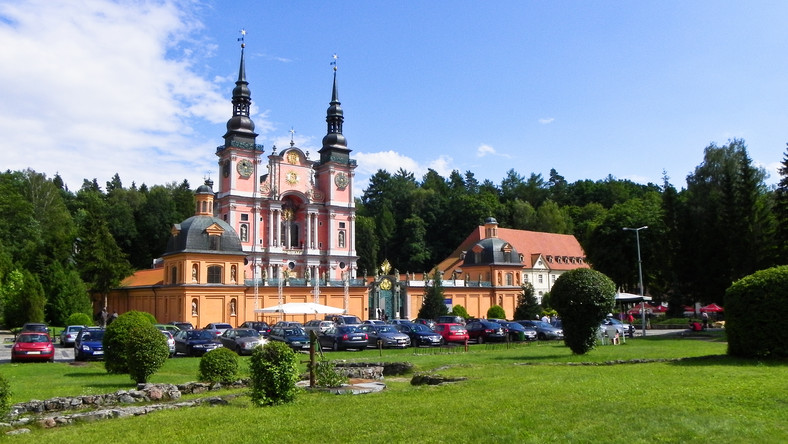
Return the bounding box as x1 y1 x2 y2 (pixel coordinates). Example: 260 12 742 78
700 303 724 313
254 302 344 315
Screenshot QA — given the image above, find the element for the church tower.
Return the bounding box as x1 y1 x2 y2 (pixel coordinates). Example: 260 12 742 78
215 41 357 285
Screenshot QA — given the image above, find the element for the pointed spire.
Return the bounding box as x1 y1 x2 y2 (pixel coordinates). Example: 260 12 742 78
319 54 349 163
223 30 258 146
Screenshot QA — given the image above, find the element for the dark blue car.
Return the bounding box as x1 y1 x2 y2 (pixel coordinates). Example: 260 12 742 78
393 322 442 347
74 327 105 361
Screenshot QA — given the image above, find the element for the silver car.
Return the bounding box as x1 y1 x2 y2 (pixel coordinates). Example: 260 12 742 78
60 325 85 347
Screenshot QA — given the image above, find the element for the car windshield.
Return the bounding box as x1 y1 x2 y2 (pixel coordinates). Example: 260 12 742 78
18 334 48 343
412 324 432 332
213 324 232 329
449 325 464 332
237 329 259 338
67 326 83 332
84 330 105 341
376 326 395 333
284 328 306 336
188 330 216 340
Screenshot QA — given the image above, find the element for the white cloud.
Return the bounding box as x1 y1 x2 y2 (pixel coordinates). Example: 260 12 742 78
477 144 496 157
538 117 555 124
0 0 269 190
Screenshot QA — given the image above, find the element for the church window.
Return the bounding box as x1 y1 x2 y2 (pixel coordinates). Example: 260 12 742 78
241 214 249 221
171 266 178 284
207 265 223 284
506 273 513 286
339 222 346 229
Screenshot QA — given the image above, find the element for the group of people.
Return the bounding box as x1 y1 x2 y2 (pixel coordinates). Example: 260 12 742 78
95 308 118 328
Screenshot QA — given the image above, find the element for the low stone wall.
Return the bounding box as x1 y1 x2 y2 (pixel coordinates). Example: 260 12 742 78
332 361 414 380
7 380 247 419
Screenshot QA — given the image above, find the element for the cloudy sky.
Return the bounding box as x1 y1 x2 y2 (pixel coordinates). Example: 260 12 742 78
1 0 786 194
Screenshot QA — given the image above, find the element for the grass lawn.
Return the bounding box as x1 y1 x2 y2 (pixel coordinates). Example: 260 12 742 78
2 334 786 443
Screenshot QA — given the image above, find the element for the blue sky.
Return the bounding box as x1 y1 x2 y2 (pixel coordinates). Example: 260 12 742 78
1 0 786 195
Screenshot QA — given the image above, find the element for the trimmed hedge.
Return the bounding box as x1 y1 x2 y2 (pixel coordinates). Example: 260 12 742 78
126 323 169 383
104 311 156 374
198 347 240 384
550 268 616 355
250 341 300 406
65 312 93 327
726 265 788 358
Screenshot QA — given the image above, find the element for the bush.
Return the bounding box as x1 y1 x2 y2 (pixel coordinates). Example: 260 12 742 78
126 323 169 383
487 305 506 319
550 269 616 355
104 311 156 374
450 305 469 319
0 373 10 418
198 347 240 384
249 341 300 406
65 312 93 327
314 359 348 388
726 266 788 358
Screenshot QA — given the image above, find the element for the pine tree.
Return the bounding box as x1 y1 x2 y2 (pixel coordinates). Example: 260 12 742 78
418 271 448 320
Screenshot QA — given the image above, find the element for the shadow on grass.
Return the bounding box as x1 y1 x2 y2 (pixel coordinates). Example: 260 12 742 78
669 355 788 367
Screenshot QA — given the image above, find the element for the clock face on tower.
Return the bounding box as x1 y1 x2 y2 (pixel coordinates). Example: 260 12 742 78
237 159 253 177
334 172 349 189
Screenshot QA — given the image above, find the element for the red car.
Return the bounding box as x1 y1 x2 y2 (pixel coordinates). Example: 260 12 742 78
433 323 469 344
12 332 55 362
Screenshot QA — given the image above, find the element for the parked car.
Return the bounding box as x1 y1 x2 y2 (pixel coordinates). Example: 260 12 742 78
239 321 271 337
220 328 266 355
12 332 55 362
304 319 335 336
173 329 222 357
161 330 176 357
272 321 303 329
393 323 443 347
363 319 386 325
432 323 469 344
268 326 310 351
203 322 233 336
20 323 49 335
324 315 363 326
493 321 537 342
465 320 508 343
516 320 564 340
60 325 85 347
412 318 437 330
601 317 635 338
74 328 106 361
387 319 412 326
359 324 411 348
436 315 466 325
155 324 181 335
317 325 369 351
168 321 194 330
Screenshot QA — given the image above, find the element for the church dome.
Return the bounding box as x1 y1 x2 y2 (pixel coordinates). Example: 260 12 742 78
462 237 521 266
163 215 244 256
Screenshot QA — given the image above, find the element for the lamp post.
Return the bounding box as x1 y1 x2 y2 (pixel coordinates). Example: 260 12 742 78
623 226 648 337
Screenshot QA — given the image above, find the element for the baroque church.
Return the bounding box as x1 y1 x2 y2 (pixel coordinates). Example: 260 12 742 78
105 42 589 325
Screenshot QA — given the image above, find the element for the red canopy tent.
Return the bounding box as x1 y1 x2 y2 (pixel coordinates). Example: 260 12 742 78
700 303 724 313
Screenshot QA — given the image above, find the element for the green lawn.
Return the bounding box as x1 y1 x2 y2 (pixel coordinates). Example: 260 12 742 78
2 335 787 443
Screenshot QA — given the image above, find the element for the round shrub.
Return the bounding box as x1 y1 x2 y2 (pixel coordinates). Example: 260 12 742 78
104 311 156 374
65 312 93 327
314 359 348 388
487 305 506 319
249 340 300 406
550 268 616 354
726 265 788 358
126 323 169 383
450 305 469 319
0 373 11 418
198 347 240 384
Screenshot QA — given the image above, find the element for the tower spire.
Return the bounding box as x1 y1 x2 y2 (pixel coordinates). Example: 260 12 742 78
223 29 258 146
319 54 350 163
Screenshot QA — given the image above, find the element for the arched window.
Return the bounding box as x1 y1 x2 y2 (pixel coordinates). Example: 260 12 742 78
506 272 513 286
207 265 223 284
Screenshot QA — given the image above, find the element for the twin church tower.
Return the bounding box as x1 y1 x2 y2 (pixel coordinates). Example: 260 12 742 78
215 42 357 285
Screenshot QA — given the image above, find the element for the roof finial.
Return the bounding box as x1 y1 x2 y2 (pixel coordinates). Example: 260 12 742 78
331 53 338 72
289 127 296 147
238 28 247 48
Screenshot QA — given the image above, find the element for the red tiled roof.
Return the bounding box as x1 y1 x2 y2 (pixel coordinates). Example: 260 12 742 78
436 226 588 272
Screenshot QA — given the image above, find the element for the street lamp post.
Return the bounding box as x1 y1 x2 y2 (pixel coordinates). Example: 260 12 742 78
623 226 648 337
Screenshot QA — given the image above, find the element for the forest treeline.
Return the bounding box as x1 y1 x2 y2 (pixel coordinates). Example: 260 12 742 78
1 139 786 327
